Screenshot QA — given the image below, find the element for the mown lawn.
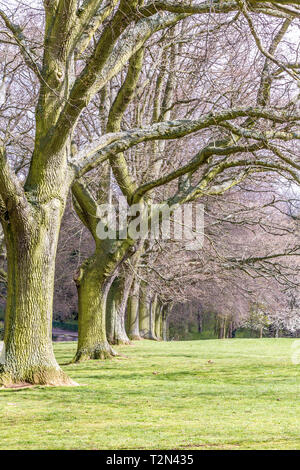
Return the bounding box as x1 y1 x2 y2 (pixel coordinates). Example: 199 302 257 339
0 338 299 450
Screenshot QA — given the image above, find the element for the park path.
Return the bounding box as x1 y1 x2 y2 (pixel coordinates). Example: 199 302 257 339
52 328 78 342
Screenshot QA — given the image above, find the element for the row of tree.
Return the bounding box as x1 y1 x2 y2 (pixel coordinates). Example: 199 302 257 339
0 0 299 387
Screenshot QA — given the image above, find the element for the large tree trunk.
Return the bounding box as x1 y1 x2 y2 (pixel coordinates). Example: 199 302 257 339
73 251 119 362
107 276 132 345
0 201 75 387
127 278 142 340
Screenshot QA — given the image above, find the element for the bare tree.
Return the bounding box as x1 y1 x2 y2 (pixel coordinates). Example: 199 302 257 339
0 0 299 385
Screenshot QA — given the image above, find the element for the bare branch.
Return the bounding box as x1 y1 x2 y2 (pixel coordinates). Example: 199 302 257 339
73 106 300 177
0 9 42 80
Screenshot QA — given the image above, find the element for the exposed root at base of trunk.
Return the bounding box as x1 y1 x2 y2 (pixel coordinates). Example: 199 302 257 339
72 342 118 363
0 365 77 388
128 334 143 341
109 337 132 346
142 333 159 341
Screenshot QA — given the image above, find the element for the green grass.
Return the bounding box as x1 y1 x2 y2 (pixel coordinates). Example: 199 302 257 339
0 338 299 450
174 328 260 341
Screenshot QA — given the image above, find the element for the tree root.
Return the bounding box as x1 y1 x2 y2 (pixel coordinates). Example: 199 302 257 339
110 337 132 346
0 364 77 388
72 342 119 363
128 334 143 341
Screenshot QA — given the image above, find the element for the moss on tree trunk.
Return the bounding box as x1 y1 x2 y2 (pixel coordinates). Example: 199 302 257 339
73 253 118 362
0 201 75 387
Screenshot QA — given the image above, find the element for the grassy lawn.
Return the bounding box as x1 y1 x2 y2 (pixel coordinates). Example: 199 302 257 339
0 338 299 450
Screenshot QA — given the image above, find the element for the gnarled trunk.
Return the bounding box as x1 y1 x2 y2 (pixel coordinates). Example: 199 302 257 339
0 200 75 387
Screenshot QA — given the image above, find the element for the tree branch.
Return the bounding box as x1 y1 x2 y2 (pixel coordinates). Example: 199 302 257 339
0 9 42 80
73 106 300 176
75 1 119 57
106 48 145 200
140 0 300 17
237 0 299 82
0 145 30 220
47 11 187 154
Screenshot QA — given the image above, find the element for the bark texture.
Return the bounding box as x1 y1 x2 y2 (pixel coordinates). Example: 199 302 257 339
0 196 76 387
73 249 119 362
